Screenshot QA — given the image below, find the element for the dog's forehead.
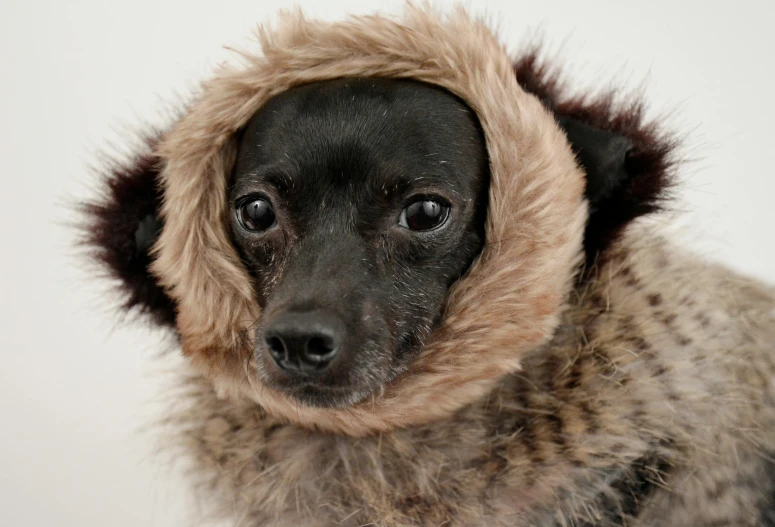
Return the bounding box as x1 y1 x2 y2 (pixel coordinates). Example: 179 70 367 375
231 78 486 194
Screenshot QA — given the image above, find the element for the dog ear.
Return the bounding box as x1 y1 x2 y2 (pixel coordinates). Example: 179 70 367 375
555 115 633 207
514 53 677 267
80 130 177 329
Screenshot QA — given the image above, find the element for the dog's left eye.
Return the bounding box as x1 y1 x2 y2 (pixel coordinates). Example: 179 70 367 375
399 199 450 231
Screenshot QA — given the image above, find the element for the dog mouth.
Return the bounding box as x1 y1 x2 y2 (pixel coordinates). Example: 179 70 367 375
255 348 390 409
281 382 377 409
262 353 415 409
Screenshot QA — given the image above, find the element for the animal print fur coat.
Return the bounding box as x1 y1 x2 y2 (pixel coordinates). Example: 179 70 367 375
83 5 775 526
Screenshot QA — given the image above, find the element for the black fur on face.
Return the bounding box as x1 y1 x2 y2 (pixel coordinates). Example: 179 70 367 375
228 78 490 408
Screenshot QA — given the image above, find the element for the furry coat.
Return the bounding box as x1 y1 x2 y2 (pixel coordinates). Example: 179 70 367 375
82 5 775 526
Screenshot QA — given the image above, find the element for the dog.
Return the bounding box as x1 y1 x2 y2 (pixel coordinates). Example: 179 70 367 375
82 8 775 525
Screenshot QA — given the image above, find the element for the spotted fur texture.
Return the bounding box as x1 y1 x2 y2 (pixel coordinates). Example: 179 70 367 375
164 227 775 526
80 4 775 526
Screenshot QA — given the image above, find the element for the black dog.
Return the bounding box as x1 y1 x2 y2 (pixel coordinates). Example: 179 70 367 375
228 78 490 408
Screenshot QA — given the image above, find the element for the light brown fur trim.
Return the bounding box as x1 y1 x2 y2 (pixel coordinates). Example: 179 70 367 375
151 5 587 434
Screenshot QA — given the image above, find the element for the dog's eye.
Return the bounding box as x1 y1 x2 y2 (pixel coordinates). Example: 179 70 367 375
237 198 276 232
399 199 449 231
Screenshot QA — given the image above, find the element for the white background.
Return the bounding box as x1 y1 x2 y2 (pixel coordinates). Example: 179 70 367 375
1 0 774 525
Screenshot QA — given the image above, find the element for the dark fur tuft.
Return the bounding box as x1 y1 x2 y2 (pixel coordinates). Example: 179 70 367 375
514 51 680 266
79 131 177 328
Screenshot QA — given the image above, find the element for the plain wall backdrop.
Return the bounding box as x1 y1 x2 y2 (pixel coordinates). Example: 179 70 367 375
1 0 774 525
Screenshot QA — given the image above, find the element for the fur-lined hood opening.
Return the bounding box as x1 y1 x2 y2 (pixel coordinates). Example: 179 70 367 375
83 5 675 435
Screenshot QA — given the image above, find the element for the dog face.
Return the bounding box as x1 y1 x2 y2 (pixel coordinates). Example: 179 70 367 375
227 78 489 408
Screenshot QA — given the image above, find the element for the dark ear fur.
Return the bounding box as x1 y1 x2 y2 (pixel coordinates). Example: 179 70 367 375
79 131 177 329
514 52 678 267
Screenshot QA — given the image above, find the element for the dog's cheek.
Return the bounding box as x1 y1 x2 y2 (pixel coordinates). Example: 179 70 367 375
388 269 448 358
242 236 291 308
350 302 395 387
371 233 452 360
387 228 485 359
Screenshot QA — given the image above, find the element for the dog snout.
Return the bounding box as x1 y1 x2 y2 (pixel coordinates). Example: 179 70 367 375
263 310 344 374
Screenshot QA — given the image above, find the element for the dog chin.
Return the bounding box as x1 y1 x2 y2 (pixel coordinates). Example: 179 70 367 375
282 383 376 409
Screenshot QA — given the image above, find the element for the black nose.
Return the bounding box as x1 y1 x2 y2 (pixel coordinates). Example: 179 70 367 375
263 310 343 374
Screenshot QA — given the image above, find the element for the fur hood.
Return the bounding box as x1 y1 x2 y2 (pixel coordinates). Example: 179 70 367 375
85 5 673 435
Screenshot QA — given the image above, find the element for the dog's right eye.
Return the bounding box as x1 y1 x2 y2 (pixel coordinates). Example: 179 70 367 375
237 198 276 232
